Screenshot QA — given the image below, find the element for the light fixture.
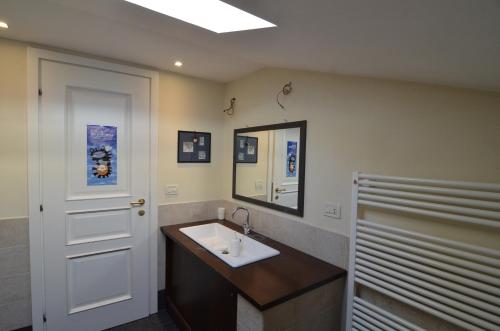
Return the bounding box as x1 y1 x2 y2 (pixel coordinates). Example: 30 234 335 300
0 21 8 29
223 97 236 116
123 0 276 33
276 82 292 109
174 60 183 67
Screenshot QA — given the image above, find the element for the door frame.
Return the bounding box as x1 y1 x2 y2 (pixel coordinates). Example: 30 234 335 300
27 48 159 330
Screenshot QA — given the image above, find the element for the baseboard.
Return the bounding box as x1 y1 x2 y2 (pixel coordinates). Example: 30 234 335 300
13 291 168 331
12 326 32 331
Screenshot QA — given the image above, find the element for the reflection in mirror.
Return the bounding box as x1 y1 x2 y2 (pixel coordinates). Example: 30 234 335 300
233 121 306 217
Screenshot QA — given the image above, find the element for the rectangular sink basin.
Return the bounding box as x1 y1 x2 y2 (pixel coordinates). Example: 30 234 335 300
179 223 280 268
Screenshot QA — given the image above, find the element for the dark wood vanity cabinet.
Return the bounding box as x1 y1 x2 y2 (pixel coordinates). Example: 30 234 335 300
163 220 346 331
165 237 237 331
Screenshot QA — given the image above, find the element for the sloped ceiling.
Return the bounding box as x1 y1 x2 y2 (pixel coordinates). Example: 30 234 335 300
1 0 499 90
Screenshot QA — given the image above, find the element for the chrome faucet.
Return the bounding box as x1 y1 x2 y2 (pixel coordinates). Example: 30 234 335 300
232 207 251 235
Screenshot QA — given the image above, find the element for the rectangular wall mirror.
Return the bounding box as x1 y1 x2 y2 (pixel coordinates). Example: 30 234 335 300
232 121 307 216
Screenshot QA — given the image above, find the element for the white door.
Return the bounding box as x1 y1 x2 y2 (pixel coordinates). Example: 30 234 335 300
271 128 300 209
40 60 151 330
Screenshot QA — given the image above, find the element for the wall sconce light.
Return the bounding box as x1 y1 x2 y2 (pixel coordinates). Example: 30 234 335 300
223 97 236 116
276 82 292 109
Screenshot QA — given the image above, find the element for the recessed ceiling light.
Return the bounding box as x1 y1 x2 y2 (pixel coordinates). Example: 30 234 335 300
0 21 8 29
123 0 276 33
174 61 183 67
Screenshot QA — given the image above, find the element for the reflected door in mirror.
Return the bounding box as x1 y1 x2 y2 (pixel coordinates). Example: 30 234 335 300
271 128 300 209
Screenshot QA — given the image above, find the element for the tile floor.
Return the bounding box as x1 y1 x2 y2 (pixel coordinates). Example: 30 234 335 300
12 293 178 331
106 310 179 331
106 292 179 331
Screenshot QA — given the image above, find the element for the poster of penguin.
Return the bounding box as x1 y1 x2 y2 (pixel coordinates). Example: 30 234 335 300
87 125 117 186
286 141 297 177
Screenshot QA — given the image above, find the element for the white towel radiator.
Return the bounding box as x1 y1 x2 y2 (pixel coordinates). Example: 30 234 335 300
346 173 500 331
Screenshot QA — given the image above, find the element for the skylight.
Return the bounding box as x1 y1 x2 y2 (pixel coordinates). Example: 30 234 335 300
124 0 276 33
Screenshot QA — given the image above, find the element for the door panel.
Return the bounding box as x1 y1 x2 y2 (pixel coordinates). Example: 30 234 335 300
65 207 132 245
67 248 132 314
66 87 132 199
41 60 151 330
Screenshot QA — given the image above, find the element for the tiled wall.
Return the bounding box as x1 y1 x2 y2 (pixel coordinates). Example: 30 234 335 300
157 200 349 290
0 201 349 330
0 218 31 331
221 201 349 269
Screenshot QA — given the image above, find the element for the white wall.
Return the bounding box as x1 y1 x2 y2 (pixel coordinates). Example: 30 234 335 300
222 68 500 236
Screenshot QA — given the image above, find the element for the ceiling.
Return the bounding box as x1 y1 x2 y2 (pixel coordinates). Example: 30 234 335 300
1 0 499 91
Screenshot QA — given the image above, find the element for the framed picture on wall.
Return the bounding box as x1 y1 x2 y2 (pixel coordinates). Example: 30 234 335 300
234 136 258 163
177 131 211 163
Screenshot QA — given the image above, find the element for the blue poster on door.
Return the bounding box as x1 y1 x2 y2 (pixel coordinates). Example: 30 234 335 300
87 125 117 186
286 141 297 177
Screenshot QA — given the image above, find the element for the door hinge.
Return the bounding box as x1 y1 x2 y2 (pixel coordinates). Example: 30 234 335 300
40 204 43 212
43 313 47 323
38 89 42 96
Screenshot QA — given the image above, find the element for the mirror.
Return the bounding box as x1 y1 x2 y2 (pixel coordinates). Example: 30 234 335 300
232 121 307 216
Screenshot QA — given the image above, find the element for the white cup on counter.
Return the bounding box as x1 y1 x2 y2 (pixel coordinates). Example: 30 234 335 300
230 237 242 257
218 207 225 220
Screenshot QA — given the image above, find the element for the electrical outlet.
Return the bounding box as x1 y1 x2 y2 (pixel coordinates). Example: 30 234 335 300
324 203 341 219
255 180 264 190
165 185 178 196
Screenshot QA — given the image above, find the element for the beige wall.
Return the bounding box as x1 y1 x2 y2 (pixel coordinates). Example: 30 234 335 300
0 38 226 219
0 39 27 219
223 68 500 236
2 37 500 235
3 38 500 235
158 72 225 204
2 36 500 329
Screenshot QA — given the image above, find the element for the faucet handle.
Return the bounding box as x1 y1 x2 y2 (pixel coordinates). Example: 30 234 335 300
243 223 252 235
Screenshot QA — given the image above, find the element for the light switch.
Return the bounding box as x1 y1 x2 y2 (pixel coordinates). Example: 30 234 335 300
324 203 341 219
165 185 178 196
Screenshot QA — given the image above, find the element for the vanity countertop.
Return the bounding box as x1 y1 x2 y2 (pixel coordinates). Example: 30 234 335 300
161 219 346 311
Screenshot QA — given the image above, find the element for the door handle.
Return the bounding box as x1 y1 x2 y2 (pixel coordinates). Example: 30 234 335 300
130 198 145 207
275 188 287 193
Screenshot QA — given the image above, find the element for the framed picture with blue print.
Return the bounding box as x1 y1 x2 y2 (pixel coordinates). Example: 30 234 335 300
234 135 258 163
177 131 211 163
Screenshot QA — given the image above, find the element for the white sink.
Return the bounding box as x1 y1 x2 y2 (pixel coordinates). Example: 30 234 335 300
179 223 280 268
